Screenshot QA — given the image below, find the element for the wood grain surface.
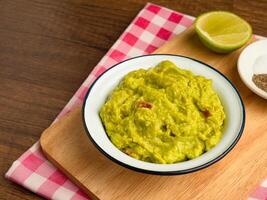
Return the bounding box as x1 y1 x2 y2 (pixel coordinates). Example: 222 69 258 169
1 0 267 199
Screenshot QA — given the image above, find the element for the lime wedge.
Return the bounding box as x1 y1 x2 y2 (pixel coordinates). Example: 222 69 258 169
195 11 252 53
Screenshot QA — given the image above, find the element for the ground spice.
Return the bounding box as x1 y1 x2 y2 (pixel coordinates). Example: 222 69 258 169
252 74 267 92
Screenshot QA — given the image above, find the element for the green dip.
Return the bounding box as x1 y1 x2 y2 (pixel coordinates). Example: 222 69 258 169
100 60 225 164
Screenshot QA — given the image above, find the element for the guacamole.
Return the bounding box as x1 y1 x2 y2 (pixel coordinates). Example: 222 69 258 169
100 60 225 164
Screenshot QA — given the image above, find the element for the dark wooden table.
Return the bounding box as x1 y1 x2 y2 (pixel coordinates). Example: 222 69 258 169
0 0 266 199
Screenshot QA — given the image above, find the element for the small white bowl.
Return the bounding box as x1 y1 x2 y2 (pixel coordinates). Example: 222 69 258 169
238 39 267 99
83 55 245 175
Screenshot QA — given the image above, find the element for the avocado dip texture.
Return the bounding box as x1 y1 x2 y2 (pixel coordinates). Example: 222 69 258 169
100 60 225 164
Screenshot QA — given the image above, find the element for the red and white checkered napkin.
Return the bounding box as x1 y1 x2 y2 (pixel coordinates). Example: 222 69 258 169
5 3 267 200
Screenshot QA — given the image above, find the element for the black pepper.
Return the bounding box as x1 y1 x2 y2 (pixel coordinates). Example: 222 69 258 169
252 74 267 92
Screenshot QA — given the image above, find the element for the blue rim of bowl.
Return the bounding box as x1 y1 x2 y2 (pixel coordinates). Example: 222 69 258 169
82 54 246 175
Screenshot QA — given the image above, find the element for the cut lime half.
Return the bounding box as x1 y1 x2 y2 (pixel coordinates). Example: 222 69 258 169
195 11 252 53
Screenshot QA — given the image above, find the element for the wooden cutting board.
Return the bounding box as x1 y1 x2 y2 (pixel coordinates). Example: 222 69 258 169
40 26 267 200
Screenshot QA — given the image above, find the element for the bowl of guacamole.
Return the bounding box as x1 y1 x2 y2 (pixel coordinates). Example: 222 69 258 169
83 55 245 175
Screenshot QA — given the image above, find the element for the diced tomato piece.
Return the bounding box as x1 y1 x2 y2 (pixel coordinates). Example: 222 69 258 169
202 110 211 118
136 101 152 109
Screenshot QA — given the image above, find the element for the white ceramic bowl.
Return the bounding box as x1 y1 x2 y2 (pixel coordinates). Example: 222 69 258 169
83 54 245 175
238 39 267 99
